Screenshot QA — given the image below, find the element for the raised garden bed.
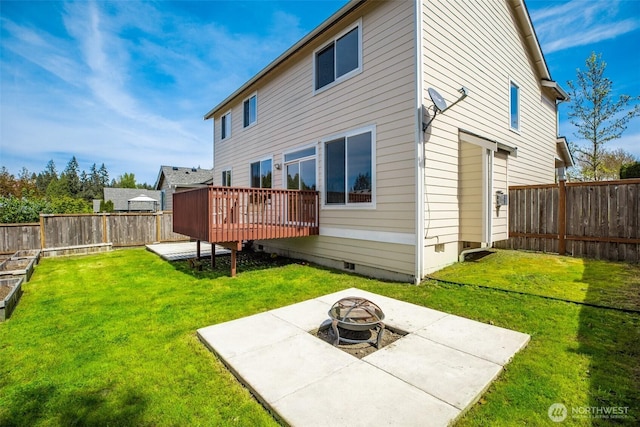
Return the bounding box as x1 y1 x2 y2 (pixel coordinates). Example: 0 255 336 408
0 277 23 321
10 249 41 265
0 258 36 282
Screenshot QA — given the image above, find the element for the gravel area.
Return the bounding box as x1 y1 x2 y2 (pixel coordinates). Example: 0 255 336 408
312 325 406 359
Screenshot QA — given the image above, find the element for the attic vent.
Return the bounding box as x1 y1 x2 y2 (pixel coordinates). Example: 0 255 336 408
172 166 178 170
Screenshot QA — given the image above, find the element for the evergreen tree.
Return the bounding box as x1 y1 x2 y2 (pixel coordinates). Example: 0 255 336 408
98 164 109 186
62 156 82 197
36 160 58 194
620 162 640 179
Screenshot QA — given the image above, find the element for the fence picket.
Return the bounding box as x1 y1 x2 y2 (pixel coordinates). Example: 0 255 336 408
1 212 188 254
496 179 640 262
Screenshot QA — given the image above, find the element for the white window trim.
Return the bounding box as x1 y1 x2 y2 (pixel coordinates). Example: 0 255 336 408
220 110 232 140
282 143 318 190
312 19 363 95
242 91 258 129
509 78 521 134
320 124 376 210
249 156 274 188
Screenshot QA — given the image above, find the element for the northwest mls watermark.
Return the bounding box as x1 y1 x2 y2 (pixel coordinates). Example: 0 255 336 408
548 403 631 422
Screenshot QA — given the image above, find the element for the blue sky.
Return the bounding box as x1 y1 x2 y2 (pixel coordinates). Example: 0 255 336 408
1 0 639 185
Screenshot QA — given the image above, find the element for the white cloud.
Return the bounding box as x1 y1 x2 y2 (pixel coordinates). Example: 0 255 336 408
1 0 314 183
530 0 640 53
608 132 640 159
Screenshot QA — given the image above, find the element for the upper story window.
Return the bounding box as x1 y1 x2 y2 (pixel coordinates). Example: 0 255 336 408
509 80 520 132
314 21 362 92
243 93 257 128
324 125 375 207
221 111 232 140
250 159 272 188
221 169 231 186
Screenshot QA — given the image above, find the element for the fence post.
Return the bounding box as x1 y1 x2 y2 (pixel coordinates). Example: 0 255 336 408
558 179 566 255
39 214 46 249
102 214 108 243
155 213 161 243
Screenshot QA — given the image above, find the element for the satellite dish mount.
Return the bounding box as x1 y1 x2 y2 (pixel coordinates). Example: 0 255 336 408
423 86 469 131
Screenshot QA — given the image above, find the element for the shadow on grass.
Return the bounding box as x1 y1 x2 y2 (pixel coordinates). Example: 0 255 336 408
1 384 148 427
577 259 640 425
170 250 298 279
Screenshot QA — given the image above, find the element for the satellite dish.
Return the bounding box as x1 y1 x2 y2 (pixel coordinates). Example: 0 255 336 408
428 88 448 112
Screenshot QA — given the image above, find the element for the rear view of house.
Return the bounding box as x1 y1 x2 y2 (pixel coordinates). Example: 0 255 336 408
174 0 572 282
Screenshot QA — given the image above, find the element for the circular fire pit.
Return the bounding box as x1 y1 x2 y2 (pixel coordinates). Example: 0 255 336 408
328 297 385 349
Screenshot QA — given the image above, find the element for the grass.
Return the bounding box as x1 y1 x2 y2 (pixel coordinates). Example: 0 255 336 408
431 249 640 311
0 248 638 426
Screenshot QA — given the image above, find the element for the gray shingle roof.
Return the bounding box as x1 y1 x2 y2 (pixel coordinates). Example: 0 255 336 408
155 166 213 189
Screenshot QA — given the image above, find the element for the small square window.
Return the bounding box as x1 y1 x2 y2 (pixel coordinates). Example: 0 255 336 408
243 94 257 128
510 81 520 131
221 169 231 186
250 159 272 189
221 112 231 140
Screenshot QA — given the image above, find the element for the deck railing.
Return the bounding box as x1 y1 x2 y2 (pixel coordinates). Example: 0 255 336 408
173 186 319 243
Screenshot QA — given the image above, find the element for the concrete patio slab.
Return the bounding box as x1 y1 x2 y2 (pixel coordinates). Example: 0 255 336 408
198 312 303 360
365 334 503 410
270 299 333 332
197 288 530 426
146 242 230 261
415 314 531 365
227 333 357 404
272 361 460 427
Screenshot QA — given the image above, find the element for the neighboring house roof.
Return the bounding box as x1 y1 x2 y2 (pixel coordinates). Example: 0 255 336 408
103 188 162 211
203 0 565 121
154 166 214 190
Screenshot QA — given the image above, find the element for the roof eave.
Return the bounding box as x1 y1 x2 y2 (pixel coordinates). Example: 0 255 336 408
154 166 169 190
203 0 366 121
541 79 569 101
556 136 575 167
509 0 551 81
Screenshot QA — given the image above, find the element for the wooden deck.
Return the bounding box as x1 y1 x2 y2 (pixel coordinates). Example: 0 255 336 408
173 186 319 246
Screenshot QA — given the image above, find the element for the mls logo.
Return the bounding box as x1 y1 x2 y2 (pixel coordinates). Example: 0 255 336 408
548 403 568 422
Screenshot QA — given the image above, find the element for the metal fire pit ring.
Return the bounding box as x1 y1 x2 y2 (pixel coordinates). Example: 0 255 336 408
328 297 385 349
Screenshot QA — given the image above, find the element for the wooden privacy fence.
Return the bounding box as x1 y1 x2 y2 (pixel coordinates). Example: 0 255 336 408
0 212 188 254
0 223 41 253
495 179 640 262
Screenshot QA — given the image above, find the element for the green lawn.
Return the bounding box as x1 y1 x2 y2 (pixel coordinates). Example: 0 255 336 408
430 249 640 311
1 248 638 426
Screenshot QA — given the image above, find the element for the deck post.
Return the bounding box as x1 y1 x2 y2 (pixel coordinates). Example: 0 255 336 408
230 248 237 277
211 243 216 268
196 240 201 259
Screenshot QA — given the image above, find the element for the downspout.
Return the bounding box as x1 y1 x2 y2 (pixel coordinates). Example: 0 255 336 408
414 0 425 285
486 148 494 246
212 119 216 185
